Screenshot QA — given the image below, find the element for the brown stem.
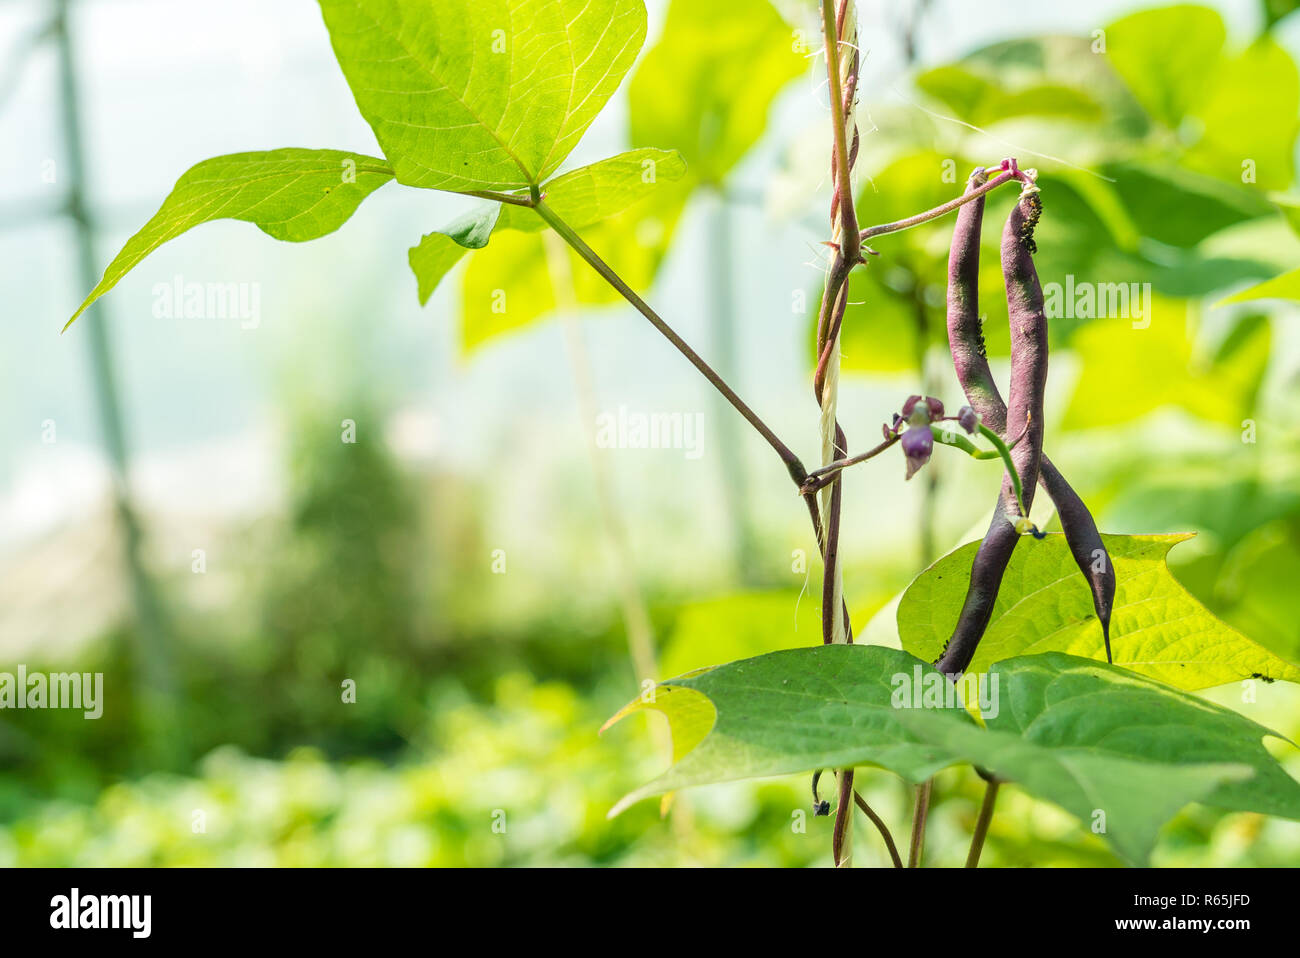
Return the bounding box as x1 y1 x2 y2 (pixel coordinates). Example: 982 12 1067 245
854 790 904 868
832 768 855 866
801 435 899 494
534 199 809 487
966 779 1000 868
859 168 1026 244
908 780 933 867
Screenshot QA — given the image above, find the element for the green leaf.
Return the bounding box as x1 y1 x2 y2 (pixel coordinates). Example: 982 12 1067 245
897 533 1300 689
495 149 687 231
457 183 687 353
898 652 1299 864
627 0 805 186
413 149 684 312
318 0 647 191
459 229 557 350
1217 520 1300 663
1060 302 1269 430
1105 6 1226 129
1216 265 1300 304
1184 36 1299 189
409 206 500 306
1105 162 1272 249
65 149 394 329
915 65 1102 126
605 645 975 816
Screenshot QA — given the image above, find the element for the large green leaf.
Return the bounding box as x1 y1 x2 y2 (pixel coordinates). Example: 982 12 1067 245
65 149 394 329
897 533 1300 689
1104 162 1272 249
897 653 1300 864
1105 5 1225 129
1184 36 1299 189
627 0 804 186
606 645 1300 863
1060 301 1270 430
605 645 974 816
318 0 646 191
915 65 1102 127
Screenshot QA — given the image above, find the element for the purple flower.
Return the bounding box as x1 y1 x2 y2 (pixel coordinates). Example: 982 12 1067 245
958 406 978 434
902 395 945 426
901 425 933 480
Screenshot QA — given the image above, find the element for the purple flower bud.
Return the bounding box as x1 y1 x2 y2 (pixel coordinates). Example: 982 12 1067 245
901 395 923 418
958 406 978 434
926 397 945 420
900 424 933 480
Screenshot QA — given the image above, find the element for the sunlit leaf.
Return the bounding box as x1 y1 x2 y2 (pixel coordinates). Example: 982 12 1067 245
1105 6 1225 129
318 0 646 190
896 652 1300 864
1104 162 1272 249
628 0 804 187
65 149 393 329
1184 36 1299 189
915 65 1102 127
897 533 1300 688
605 645 974 815
1060 303 1270 429
1216 266 1300 304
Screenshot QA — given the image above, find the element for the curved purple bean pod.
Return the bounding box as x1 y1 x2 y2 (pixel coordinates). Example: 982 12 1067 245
936 188 1048 676
941 171 1116 667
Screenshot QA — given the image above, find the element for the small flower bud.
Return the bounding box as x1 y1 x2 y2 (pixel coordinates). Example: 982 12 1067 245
901 425 933 480
957 406 979 434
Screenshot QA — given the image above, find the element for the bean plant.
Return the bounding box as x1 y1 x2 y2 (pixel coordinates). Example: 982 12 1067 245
64 0 1300 867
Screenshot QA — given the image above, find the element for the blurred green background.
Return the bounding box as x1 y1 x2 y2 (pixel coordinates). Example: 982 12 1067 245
1 0 1299 866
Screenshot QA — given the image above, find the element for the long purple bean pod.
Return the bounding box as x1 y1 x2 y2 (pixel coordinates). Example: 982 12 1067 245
941 169 1117 666
935 186 1049 676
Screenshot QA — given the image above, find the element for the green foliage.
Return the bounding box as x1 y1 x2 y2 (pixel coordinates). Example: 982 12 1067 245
628 0 804 187
318 0 646 190
65 150 393 328
898 533 1300 688
409 206 501 306
898 653 1300 864
606 645 975 815
609 646 1300 863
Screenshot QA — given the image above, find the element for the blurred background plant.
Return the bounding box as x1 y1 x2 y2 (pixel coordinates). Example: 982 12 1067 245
1 0 1298 866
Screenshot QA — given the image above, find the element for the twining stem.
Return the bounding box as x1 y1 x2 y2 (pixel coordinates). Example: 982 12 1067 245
819 0 860 866
854 790 904 868
858 168 1026 244
833 769 855 867
908 780 932 867
966 779 1001 868
821 0 861 265
533 199 808 487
